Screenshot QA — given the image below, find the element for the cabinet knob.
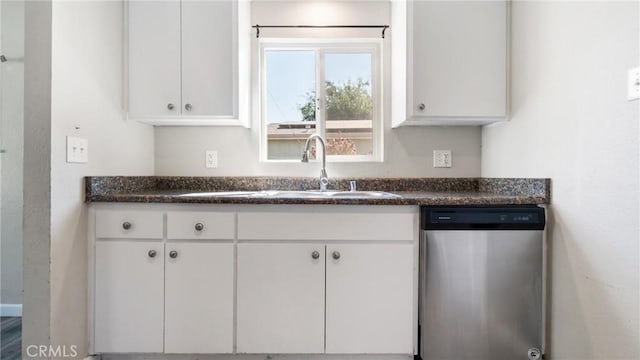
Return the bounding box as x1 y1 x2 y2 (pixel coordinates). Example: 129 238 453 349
169 250 178 259
167 103 175 110
527 348 542 360
122 221 132 230
185 103 193 111
148 250 157 258
311 250 320 260
332 251 341 260
194 222 204 231
418 103 426 111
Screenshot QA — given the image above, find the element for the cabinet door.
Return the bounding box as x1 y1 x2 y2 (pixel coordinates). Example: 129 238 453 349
165 242 234 353
181 0 235 117
94 240 164 353
237 243 325 353
128 0 181 118
326 243 414 354
411 1 507 118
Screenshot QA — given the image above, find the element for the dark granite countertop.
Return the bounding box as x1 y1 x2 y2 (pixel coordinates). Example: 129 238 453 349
85 177 550 206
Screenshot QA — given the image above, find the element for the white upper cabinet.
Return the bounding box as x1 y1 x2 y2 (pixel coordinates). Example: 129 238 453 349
128 0 249 126
181 1 235 117
128 1 181 120
392 0 509 126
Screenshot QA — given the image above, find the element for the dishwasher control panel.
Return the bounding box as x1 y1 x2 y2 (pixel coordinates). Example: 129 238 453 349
421 207 546 230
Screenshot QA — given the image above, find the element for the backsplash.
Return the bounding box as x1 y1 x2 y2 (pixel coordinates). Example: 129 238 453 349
154 126 482 177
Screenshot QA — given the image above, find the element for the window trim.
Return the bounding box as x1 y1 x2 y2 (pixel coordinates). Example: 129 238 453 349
259 38 384 163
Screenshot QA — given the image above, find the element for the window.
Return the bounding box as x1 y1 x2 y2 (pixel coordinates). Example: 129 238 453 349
260 40 382 162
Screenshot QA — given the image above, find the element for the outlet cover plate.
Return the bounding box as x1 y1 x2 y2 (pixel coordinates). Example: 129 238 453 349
205 150 218 168
66 136 88 163
433 150 452 168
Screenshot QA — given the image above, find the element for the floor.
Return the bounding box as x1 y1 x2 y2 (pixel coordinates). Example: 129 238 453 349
1 317 21 360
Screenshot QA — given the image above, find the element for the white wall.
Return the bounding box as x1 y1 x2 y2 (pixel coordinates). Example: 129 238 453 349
50 0 154 355
155 0 482 177
156 125 480 177
481 2 639 359
1 0 24 308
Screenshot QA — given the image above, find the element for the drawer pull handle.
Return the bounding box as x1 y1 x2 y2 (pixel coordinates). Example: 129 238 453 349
122 221 132 230
169 250 178 259
332 251 341 260
311 251 320 260
195 223 204 231
148 250 157 258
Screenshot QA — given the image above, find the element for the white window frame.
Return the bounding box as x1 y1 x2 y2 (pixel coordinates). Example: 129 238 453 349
259 38 383 163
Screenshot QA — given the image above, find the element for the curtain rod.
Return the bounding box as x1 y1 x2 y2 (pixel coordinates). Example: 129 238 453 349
252 24 390 39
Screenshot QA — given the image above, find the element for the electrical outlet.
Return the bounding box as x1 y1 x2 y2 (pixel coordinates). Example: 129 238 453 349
433 150 452 168
628 67 640 101
66 136 88 163
205 150 218 168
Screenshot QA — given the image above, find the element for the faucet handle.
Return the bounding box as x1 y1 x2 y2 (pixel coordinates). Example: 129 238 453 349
320 175 329 191
349 181 357 192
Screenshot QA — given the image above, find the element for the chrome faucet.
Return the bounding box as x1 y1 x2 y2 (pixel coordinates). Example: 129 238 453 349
301 134 329 191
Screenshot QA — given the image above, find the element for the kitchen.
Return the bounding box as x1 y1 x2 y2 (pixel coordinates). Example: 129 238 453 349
0 0 637 359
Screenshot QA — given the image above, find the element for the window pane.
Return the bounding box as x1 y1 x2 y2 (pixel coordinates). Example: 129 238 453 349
265 50 316 160
324 52 373 156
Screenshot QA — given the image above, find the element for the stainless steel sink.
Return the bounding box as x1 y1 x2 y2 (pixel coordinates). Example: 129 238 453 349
178 190 401 199
249 190 329 198
250 190 400 199
178 191 257 197
327 191 401 199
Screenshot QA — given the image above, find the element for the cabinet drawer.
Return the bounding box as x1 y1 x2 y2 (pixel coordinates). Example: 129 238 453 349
95 210 163 239
167 212 235 240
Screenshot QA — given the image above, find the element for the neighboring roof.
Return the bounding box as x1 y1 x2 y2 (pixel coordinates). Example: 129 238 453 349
267 120 373 140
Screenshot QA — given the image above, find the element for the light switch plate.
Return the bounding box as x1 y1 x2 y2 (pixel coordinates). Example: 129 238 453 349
205 150 218 168
433 150 452 168
628 67 640 101
66 136 88 163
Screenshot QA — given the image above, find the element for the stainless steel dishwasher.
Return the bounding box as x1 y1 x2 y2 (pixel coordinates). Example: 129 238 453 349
419 206 546 360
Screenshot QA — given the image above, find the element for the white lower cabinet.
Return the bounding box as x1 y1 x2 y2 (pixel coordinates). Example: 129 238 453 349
94 240 235 354
164 242 234 354
237 243 325 354
94 240 165 353
326 243 414 354
91 205 418 356
237 243 415 355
